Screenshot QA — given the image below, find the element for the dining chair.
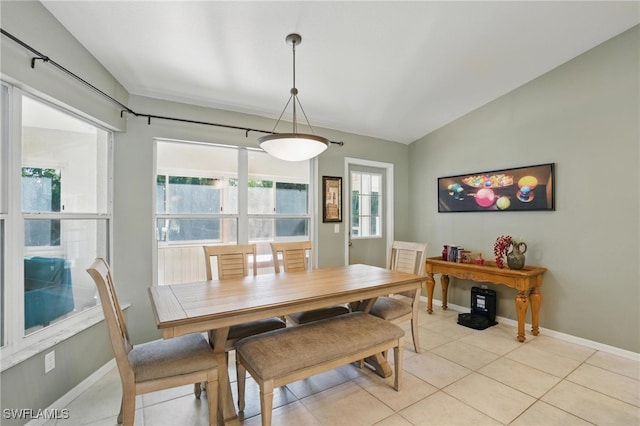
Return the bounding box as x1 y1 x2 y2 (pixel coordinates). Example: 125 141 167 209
369 241 429 353
202 244 286 411
270 241 350 325
87 258 218 426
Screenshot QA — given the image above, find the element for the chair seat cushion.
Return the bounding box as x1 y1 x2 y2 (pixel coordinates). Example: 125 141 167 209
129 333 217 383
288 305 350 324
369 296 412 321
236 312 404 380
228 317 286 340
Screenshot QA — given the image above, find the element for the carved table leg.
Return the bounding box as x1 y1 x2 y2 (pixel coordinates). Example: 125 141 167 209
529 286 542 336
426 272 435 314
515 292 528 342
440 274 450 310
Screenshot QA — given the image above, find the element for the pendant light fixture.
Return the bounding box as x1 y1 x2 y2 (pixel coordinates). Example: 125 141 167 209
257 33 330 162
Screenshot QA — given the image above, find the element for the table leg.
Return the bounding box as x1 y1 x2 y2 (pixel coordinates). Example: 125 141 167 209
440 274 450 310
530 286 542 336
210 328 236 423
426 272 435 314
515 292 528 342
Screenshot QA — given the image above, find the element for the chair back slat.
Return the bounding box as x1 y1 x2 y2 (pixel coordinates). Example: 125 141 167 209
388 241 429 298
87 258 133 374
388 241 428 275
203 244 257 280
270 241 314 273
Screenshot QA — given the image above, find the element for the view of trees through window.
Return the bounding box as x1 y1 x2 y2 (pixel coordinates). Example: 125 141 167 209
22 168 61 246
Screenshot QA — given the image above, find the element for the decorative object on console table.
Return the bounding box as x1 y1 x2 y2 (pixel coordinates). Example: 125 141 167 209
447 245 458 262
493 235 512 269
494 235 527 269
507 240 527 270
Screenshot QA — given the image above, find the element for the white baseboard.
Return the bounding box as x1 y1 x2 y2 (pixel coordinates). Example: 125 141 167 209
26 359 116 426
422 296 640 361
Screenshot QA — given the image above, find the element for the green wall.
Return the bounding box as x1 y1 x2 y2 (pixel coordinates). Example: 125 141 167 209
408 25 639 353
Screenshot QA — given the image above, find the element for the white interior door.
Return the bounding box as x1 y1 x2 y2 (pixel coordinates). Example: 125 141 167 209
345 158 393 267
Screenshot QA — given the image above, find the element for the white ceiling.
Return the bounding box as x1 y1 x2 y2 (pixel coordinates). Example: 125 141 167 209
41 1 639 144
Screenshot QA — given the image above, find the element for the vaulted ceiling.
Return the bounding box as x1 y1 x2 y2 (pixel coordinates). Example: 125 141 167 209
41 1 639 144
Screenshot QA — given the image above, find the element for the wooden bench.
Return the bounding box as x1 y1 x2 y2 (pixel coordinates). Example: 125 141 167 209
235 312 405 426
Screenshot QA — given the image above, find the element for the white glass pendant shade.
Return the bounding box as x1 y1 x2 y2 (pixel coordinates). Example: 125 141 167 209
258 133 329 162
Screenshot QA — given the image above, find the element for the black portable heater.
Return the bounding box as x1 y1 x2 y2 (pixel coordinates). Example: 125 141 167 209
457 286 497 330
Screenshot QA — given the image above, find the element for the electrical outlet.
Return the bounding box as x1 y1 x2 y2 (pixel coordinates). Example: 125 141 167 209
45 350 55 374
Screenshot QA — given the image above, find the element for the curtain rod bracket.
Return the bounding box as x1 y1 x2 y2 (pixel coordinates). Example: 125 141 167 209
30 56 49 69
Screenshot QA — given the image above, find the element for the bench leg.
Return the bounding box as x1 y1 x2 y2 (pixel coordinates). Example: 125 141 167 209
394 337 404 391
259 380 274 426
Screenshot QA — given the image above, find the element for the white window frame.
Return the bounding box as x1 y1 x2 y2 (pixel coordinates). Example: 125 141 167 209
152 139 316 285
0 84 113 361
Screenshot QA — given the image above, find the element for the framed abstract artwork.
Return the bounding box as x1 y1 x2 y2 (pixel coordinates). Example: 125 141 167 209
438 163 555 212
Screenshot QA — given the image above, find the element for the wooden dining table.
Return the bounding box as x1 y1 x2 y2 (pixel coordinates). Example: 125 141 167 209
148 263 424 423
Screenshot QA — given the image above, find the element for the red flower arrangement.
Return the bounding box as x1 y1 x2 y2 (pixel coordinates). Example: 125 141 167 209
494 235 513 269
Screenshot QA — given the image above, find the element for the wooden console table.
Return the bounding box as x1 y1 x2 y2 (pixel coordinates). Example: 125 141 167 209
425 257 546 342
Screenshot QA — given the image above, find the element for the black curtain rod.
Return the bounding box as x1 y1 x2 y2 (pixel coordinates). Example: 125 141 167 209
0 28 344 146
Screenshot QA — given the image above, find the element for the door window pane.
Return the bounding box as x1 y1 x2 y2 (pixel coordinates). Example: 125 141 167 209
351 171 382 238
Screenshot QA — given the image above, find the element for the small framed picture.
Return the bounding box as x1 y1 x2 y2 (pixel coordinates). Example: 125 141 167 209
322 176 342 222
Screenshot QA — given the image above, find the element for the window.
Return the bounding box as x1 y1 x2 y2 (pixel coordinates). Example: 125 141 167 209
156 140 311 284
0 83 8 347
156 141 238 248
1 88 112 355
157 175 236 243
247 150 310 241
351 171 382 238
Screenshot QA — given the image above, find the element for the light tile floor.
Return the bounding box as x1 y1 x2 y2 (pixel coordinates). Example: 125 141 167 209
45 304 639 425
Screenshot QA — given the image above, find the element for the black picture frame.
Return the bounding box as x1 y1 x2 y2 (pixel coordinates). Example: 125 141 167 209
438 163 555 212
322 176 342 222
